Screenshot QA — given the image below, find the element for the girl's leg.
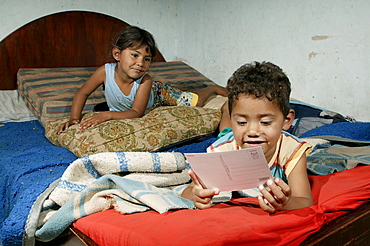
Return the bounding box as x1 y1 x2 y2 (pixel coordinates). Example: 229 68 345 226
194 84 227 107
153 81 227 107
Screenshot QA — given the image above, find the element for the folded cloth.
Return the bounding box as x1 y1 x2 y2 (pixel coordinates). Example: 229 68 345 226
48 151 188 206
307 144 370 175
33 151 194 242
299 122 370 175
35 174 194 242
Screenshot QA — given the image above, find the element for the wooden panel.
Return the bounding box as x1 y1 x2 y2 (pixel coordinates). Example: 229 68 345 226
0 11 165 90
301 200 370 245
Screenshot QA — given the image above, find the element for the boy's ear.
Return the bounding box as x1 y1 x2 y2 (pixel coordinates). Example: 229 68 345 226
282 109 295 131
112 47 121 61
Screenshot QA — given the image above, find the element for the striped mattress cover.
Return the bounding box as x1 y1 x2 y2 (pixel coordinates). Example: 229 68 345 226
17 61 216 126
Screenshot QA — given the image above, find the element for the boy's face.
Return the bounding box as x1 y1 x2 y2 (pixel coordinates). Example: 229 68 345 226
230 94 292 163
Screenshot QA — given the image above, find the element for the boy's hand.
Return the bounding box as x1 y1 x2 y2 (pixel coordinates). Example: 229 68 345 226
257 177 291 213
188 170 220 209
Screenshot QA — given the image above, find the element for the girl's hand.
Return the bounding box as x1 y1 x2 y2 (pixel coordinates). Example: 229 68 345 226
79 112 111 129
188 170 220 209
257 177 291 213
57 119 80 134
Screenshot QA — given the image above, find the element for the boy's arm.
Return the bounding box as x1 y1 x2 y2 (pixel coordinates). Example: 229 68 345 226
258 154 313 213
182 170 220 209
282 153 314 210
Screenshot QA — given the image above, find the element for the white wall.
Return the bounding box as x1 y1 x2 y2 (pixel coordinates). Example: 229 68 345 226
0 0 178 62
176 0 370 122
1 0 369 121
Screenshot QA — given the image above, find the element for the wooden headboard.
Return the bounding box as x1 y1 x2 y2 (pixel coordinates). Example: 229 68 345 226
0 11 165 90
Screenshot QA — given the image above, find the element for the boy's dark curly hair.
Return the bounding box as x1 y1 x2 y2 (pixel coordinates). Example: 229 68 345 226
227 61 291 117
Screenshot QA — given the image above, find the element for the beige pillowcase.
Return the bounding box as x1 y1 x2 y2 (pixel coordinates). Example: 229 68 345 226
45 106 221 157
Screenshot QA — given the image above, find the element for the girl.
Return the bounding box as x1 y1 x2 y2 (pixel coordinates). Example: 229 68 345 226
57 26 226 134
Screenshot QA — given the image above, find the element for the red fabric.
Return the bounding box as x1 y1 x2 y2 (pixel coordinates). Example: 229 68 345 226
73 165 370 246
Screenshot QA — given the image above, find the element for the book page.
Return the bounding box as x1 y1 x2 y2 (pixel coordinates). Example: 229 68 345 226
184 147 272 191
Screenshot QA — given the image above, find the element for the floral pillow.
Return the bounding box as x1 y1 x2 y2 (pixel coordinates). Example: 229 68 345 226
45 106 221 157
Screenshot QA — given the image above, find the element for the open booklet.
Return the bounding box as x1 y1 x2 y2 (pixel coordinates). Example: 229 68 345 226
184 147 272 191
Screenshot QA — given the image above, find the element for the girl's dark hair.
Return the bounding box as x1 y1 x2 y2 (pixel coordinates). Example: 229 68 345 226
227 61 291 117
113 26 157 59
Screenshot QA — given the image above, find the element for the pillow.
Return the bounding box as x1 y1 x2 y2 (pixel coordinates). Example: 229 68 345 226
203 95 228 110
45 106 221 157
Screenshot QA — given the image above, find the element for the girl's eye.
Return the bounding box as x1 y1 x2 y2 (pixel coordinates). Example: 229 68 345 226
237 121 247 126
145 58 152 62
131 53 139 58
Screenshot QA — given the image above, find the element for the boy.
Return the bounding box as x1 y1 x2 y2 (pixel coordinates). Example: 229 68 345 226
182 61 313 213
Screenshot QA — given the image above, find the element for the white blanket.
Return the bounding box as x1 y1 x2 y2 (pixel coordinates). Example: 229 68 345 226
34 151 194 242
0 90 37 122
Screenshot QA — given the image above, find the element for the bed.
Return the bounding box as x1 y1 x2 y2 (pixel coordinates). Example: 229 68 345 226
1 11 369 246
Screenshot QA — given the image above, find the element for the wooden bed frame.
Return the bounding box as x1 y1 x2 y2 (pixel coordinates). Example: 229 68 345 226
1 10 369 246
0 11 165 90
36 201 370 246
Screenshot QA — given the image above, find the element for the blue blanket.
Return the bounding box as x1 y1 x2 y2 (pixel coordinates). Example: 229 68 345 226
0 120 216 245
0 121 77 245
301 121 370 143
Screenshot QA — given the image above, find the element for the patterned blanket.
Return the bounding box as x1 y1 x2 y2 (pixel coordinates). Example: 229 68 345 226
33 152 195 242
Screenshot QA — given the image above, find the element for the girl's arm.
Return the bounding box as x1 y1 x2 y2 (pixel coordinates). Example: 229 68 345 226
258 153 313 213
78 74 153 129
57 66 105 134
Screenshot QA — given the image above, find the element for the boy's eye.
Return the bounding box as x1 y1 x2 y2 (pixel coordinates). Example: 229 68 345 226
131 53 139 58
237 121 247 126
145 58 152 62
261 121 272 125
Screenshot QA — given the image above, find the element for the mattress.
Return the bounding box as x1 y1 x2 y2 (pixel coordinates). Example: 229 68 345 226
72 165 370 246
17 61 216 126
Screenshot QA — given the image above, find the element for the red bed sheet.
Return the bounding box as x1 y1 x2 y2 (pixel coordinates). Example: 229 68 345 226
73 165 370 246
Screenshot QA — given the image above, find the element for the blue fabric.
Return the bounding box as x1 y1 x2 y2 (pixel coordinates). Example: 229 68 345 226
217 127 233 139
0 120 77 245
288 99 349 137
300 122 370 144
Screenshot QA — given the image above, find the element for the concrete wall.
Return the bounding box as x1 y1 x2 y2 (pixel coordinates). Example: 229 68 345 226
1 0 369 121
